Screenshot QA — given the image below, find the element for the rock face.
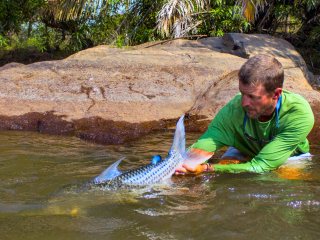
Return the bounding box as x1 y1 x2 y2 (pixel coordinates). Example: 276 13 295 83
0 33 319 144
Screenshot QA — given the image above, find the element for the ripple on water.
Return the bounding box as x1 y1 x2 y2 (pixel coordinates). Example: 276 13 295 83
286 200 320 209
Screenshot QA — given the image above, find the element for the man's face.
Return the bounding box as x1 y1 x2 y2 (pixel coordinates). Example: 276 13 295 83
239 81 278 120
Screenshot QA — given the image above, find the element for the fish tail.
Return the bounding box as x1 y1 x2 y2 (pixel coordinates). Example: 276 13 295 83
169 115 186 157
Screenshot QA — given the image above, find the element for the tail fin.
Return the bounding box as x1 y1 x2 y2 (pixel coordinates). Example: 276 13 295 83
169 115 213 167
169 115 186 156
93 157 124 184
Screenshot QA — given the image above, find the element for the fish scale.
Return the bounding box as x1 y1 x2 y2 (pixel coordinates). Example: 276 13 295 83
113 152 182 186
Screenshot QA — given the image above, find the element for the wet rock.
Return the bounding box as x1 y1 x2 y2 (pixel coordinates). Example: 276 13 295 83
0 112 74 135
0 112 43 131
74 117 168 145
309 105 320 145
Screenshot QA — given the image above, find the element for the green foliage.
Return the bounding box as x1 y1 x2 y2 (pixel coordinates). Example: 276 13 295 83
0 0 45 34
274 4 293 20
133 28 156 44
25 37 46 52
310 26 320 42
0 35 8 48
1 33 46 52
67 25 92 51
196 4 250 37
114 34 126 48
0 0 319 73
0 1 23 34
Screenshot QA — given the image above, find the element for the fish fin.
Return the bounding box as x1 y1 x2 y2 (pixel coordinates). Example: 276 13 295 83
168 115 186 157
93 157 124 184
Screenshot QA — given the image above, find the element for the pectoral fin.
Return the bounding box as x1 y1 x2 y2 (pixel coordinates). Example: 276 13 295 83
93 157 124 184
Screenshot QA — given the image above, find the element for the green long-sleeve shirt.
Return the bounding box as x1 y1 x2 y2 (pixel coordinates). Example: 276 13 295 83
191 90 314 173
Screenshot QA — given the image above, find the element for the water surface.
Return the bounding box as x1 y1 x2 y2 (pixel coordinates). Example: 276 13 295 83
0 131 319 240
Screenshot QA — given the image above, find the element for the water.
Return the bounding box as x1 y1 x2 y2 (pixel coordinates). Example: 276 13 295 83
0 131 319 240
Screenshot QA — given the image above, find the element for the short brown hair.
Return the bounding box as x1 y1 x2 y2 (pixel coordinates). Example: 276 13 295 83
238 54 284 93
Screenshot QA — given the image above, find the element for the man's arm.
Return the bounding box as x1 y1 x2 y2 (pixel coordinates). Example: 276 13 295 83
179 101 315 174
210 110 314 173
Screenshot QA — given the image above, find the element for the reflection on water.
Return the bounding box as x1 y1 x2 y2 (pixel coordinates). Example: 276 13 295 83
0 131 319 240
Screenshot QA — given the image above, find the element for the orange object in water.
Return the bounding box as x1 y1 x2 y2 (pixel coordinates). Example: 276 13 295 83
217 159 311 180
276 166 311 180
218 159 241 165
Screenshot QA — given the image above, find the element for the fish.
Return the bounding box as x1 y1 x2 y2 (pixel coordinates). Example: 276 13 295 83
93 114 203 188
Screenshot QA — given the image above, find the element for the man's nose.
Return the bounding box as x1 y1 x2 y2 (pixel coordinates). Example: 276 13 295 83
242 95 250 107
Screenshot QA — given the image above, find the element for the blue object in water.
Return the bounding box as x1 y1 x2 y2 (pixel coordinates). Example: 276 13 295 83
151 155 162 165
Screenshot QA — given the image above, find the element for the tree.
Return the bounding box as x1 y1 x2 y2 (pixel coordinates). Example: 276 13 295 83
0 0 45 35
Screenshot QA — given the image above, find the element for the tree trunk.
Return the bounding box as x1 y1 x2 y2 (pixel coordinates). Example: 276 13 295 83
285 15 290 34
44 25 50 51
27 22 32 38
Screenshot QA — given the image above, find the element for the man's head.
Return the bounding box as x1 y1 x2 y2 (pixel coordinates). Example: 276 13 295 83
238 54 283 120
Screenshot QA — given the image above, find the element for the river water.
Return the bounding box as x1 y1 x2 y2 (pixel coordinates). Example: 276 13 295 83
0 131 319 240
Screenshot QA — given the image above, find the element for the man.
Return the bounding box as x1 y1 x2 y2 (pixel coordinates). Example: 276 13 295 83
177 54 314 174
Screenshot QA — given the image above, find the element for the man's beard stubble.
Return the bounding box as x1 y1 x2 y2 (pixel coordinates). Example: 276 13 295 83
244 103 275 120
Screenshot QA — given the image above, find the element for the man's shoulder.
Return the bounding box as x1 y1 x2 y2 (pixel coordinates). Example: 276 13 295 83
281 90 314 126
282 90 312 112
283 90 309 102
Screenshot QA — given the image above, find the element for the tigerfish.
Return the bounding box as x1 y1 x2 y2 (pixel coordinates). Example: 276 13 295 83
93 115 205 188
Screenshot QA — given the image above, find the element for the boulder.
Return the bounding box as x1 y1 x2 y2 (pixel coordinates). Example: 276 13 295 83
0 34 319 144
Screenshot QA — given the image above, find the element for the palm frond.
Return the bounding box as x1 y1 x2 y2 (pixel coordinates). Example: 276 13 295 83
236 0 267 22
156 0 210 38
45 0 109 22
310 25 320 40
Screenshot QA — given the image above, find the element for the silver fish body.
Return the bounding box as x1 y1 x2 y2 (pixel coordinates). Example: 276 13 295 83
98 151 183 188
93 115 186 188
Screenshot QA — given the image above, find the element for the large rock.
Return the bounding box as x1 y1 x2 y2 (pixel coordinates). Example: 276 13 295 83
0 34 319 144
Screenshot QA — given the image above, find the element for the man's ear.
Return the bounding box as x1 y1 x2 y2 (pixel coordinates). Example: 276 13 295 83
273 88 282 100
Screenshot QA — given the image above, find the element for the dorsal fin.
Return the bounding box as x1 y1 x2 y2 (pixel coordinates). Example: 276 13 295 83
168 115 185 156
93 157 124 184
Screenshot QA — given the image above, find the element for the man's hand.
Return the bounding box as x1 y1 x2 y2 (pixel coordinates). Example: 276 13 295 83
175 148 214 175
175 163 214 175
